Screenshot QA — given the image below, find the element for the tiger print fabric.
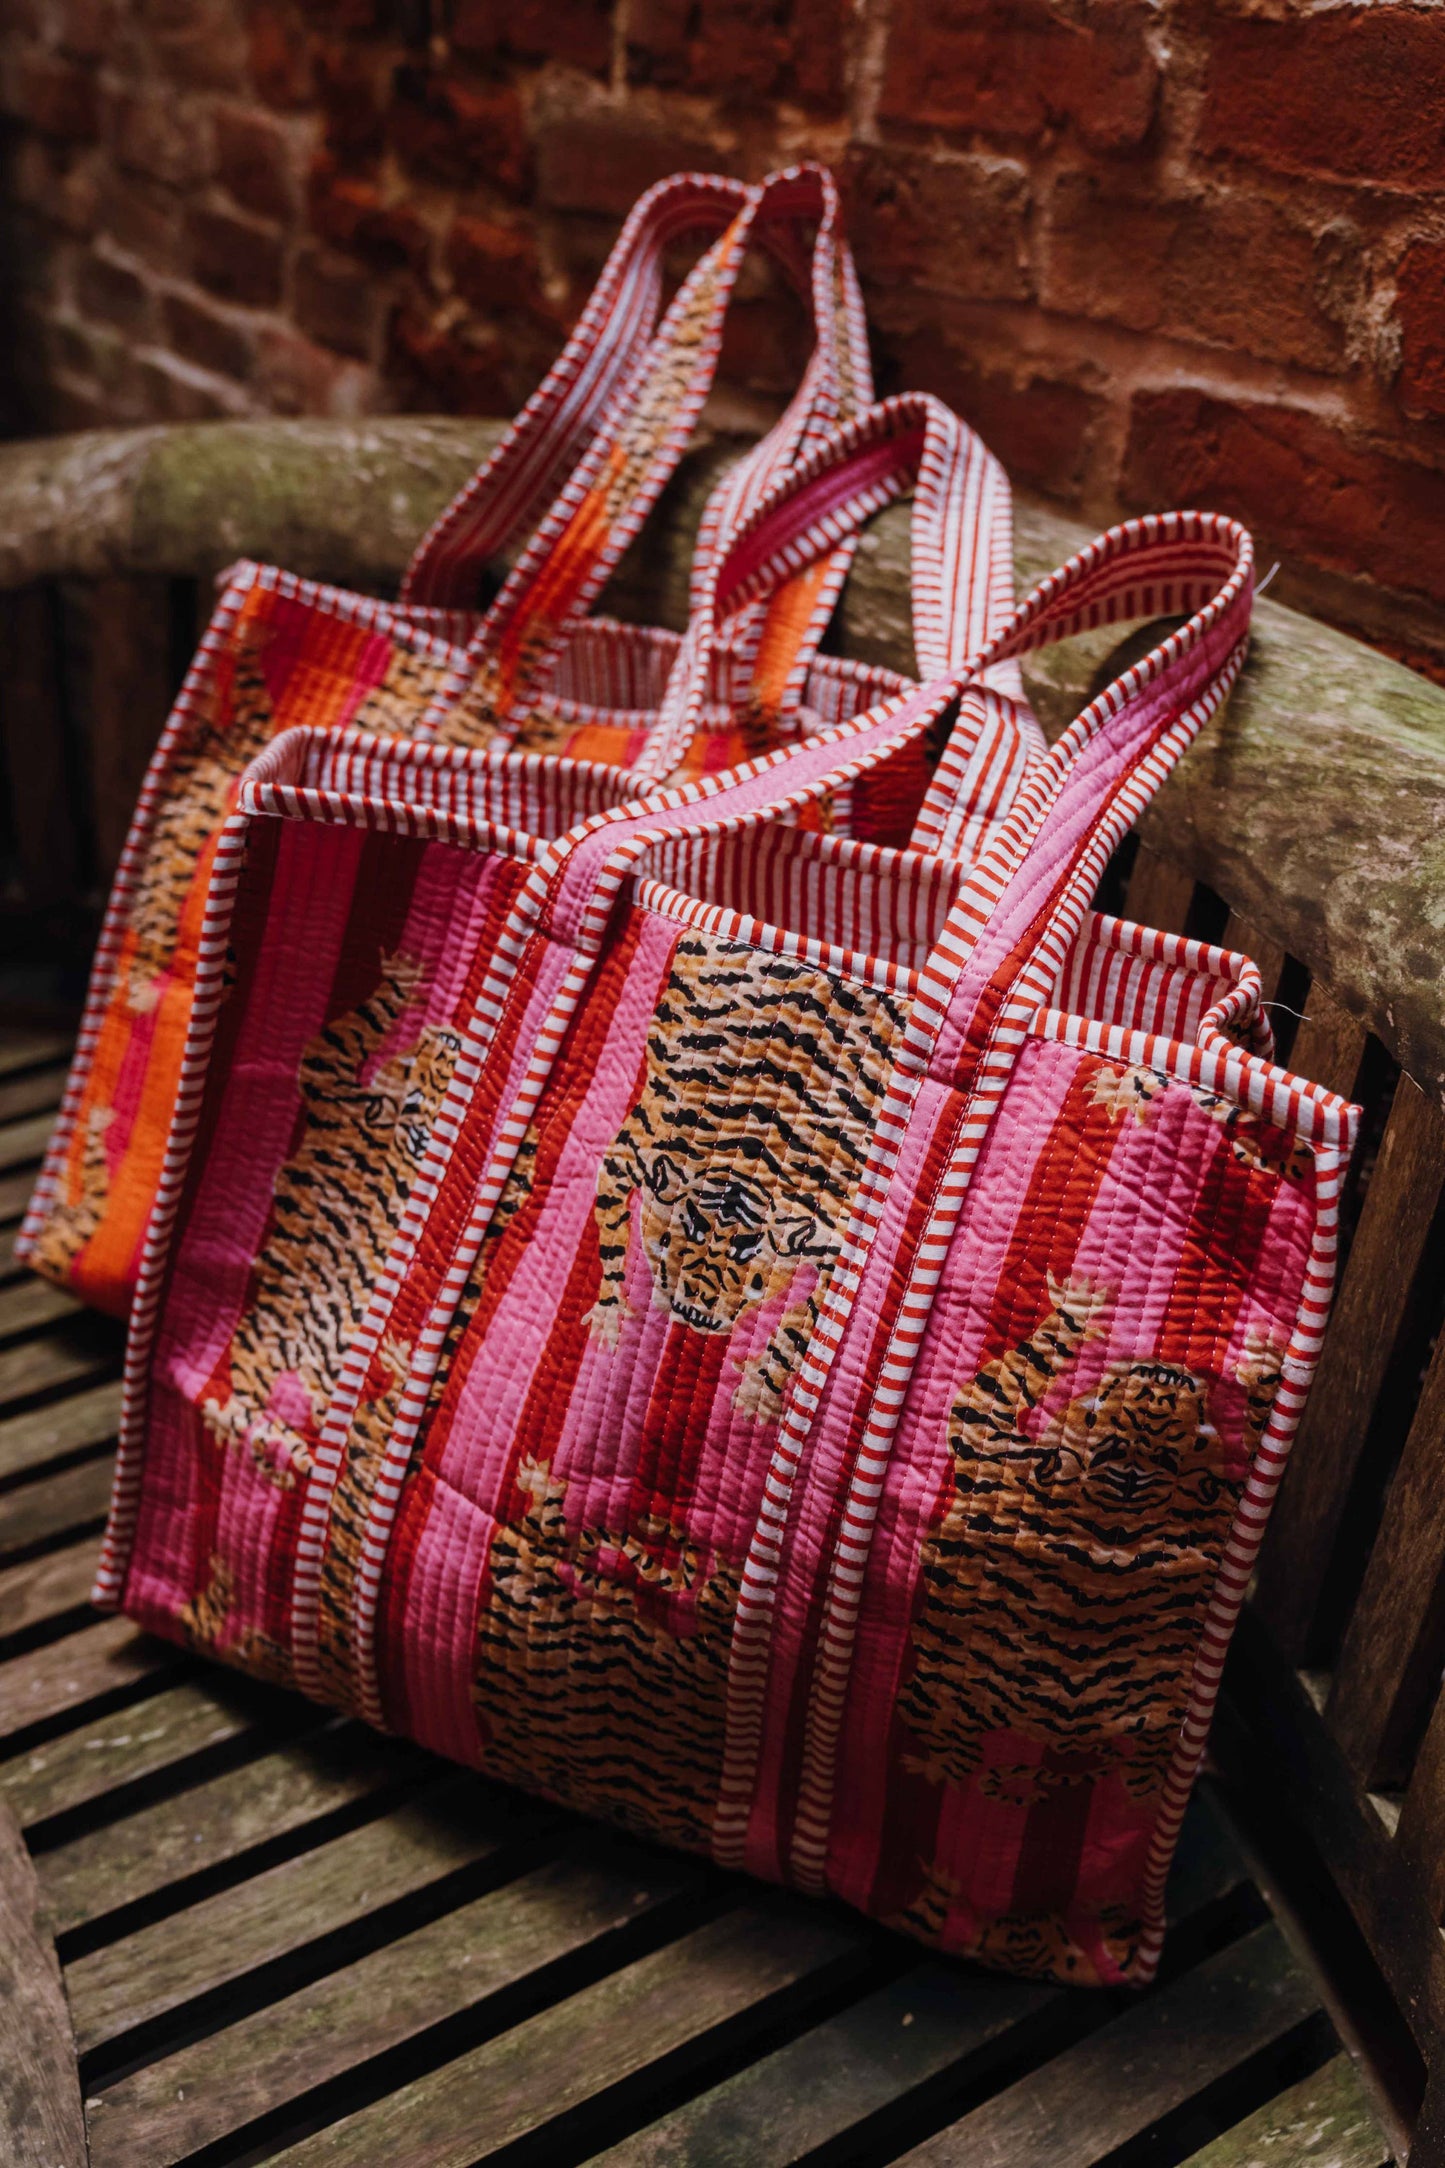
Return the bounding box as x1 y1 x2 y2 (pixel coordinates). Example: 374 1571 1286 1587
107 827 1351 1988
100 509 1355 1989
587 933 909 1414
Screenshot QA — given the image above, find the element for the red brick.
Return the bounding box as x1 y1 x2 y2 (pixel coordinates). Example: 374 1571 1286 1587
880 0 1158 151
848 146 1032 305
308 155 431 269
388 69 527 193
314 39 384 166
215 104 299 219
9 135 103 235
132 348 241 419
14 51 100 140
1123 390 1445 610
452 0 612 76
102 170 186 272
1200 8 1445 192
628 0 847 105
1397 242 1445 424
446 214 548 317
163 286 255 377
57 0 115 58
248 0 313 107
186 203 284 307
885 323 1102 501
109 90 213 186
535 106 725 220
389 304 512 413
75 246 155 335
1042 174 1357 375
255 322 370 414
146 0 251 92
293 244 383 358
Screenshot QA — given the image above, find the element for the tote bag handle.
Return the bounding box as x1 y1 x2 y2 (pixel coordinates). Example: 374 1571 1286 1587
419 165 872 746
533 421 1251 961
401 168 868 611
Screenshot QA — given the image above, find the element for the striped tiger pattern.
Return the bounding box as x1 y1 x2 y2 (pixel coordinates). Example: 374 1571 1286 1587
897 1273 1272 1804
200 954 460 1501
473 1456 741 1850
588 930 909 1421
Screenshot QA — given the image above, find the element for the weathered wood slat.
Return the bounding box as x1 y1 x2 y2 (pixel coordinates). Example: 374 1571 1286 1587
1285 979 1371 1103
0 1537 98 1644
0 1065 68 1127
593 1961 1057 2168
38 1720 429 1934
0 1319 121 1412
66 1772 533 2055
0 1110 58 1173
0 1450 114 1559
1327 1319 1445 1786
1225 1611 1445 2058
87 1841 716 2168
0 1275 82 1342
1223 910 1287 1006
0 1032 79 1081
0 1617 178 1749
1392 1688 1445 1922
0 1166 49 1220
1177 2052 1390 2167
1123 845 1198 936
1254 1074 1445 1662
0 585 82 919
595 1790 1253 2168
264 1897 862 2168
83 576 173 878
0 1380 122 1484
0 1797 86 2168
892 1925 1317 2166
1 1675 284 1828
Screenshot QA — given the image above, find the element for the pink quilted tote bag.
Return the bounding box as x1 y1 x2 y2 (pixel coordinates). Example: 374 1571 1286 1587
97 404 1357 1986
20 163 877 1317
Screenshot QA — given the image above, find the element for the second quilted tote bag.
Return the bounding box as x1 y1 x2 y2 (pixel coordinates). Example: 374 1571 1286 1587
21 163 875 1316
97 406 1357 1986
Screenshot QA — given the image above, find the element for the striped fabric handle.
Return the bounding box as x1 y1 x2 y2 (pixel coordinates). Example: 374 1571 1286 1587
418 165 872 747
628 392 1026 785
401 172 759 609
538 498 1253 972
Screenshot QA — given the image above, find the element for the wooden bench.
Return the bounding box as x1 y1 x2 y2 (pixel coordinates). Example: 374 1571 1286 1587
0 416 1439 2167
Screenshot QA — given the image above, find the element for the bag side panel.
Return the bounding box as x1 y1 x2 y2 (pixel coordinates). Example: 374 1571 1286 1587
813 1034 1325 1984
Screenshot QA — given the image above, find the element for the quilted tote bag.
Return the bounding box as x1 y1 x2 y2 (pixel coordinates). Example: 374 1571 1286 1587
97 407 1357 1988
21 162 877 1317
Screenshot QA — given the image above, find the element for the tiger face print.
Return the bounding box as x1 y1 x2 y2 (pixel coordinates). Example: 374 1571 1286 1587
473 1455 739 1850
898 1272 1276 1804
200 952 459 1496
588 933 907 1421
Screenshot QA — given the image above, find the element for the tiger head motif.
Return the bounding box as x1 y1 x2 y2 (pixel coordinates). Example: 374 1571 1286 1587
636 1150 827 1334
1046 1357 1220 1510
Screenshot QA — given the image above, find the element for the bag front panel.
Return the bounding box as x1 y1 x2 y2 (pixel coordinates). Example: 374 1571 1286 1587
120 812 539 1687
22 571 475 1316
787 1030 1330 1985
364 909 913 1833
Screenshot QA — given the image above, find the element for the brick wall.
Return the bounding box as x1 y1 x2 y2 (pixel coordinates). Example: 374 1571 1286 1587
3 0 1444 675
